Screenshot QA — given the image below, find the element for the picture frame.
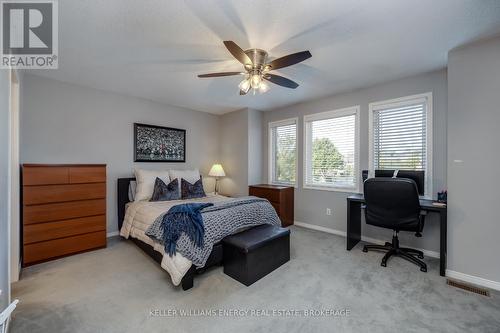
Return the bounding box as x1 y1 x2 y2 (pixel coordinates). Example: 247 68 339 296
134 123 186 162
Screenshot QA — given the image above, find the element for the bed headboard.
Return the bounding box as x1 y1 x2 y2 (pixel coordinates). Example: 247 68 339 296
117 177 135 230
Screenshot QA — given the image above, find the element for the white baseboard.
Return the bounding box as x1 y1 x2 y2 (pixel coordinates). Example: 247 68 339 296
293 221 439 258
294 221 346 237
446 270 500 291
106 231 119 238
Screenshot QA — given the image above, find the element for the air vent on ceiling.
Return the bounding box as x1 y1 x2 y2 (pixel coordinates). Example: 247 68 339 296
446 279 490 297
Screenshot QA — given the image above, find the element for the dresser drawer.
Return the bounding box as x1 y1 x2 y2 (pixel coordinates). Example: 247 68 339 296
23 215 106 244
23 231 106 265
23 183 106 205
69 166 106 184
249 187 280 203
23 166 69 185
24 199 106 224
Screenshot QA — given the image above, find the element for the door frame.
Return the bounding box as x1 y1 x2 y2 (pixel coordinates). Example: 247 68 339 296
9 69 20 283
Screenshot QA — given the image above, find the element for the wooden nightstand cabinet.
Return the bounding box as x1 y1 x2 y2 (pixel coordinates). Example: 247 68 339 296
249 184 294 227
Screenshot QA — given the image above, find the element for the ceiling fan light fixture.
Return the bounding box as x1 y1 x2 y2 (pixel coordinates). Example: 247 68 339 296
258 81 269 93
239 78 251 93
250 73 262 89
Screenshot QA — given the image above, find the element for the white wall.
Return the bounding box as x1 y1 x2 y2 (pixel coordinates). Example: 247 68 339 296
219 109 249 196
247 108 263 186
262 69 448 253
21 74 220 234
0 70 11 311
447 36 500 286
219 108 264 196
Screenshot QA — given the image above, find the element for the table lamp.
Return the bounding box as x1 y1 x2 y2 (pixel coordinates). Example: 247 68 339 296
209 164 226 195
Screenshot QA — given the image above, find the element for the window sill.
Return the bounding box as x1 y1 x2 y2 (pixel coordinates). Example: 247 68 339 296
303 185 358 193
270 182 298 188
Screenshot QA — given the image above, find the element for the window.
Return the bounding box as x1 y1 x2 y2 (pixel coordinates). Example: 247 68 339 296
369 93 432 197
304 106 360 191
269 118 298 186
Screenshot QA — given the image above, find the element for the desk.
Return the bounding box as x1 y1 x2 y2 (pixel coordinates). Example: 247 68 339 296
347 193 447 276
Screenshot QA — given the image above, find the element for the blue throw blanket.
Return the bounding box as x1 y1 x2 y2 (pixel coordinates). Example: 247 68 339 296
161 202 213 256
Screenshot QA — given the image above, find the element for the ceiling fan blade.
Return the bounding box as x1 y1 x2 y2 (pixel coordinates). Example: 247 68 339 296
267 51 312 70
223 41 253 66
264 74 299 89
198 72 242 78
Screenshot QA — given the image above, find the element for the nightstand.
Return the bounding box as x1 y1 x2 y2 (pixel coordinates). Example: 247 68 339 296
249 184 294 227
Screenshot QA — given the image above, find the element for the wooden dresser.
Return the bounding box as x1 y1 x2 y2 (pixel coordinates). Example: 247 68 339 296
249 184 294 227
22 164 107 266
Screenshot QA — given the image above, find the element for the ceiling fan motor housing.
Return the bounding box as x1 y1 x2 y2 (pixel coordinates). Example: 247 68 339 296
244 48 268 70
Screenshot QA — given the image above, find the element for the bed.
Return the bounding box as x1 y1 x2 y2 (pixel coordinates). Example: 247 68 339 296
117 177 279 290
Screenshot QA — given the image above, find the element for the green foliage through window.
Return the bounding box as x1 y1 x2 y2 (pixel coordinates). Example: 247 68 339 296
275 133 296 183
312 138 345 182
271 122 296 184
306 112 357 188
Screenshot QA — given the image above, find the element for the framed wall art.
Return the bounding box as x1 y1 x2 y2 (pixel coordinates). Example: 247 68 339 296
134 123 186 162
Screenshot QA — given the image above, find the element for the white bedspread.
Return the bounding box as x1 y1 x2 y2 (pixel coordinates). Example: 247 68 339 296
120 194 233 286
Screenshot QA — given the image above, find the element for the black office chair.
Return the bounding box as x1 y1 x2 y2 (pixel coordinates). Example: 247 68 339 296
362 177 427 272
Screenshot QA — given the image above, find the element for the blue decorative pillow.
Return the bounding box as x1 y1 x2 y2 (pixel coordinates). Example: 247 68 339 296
181 176 206 199
150 178 180 201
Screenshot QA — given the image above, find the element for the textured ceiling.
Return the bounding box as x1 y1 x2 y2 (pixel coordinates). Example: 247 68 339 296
27 0 500 114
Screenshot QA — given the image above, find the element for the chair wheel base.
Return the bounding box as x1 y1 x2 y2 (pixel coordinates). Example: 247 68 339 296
363 240 427 272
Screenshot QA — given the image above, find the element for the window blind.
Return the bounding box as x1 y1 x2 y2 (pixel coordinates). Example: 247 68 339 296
270 120 297 185
305 109 357 189
373 102 427 171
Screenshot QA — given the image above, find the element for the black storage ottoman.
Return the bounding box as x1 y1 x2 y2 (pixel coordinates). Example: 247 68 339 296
222 224 290 286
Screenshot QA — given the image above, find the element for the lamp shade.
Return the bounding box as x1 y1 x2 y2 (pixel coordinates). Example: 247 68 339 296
208 164 226 177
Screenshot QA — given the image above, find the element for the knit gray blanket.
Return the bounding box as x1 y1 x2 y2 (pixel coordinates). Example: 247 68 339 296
145 196 281 268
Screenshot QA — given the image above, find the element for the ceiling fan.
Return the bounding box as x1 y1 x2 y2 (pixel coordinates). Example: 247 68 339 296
198 41 312 95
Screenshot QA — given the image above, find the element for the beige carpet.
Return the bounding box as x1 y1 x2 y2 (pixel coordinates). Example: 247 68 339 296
10 226 500 333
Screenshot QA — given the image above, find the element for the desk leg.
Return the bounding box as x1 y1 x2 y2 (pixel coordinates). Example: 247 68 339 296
439 210 447 277
347 200 362 250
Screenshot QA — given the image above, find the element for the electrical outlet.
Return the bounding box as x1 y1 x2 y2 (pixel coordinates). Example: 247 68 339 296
326 208 332 216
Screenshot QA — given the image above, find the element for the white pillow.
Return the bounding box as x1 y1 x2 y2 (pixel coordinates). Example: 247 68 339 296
134 168 170 201
128 180 137 202
169 169 200 192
